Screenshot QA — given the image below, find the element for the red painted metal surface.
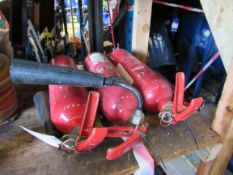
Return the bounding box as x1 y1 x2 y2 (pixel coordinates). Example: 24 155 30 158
49 55 88 133
75 91 107 153
78 91 100 138
45 55 146 159
76 128 108 153
105 125 146 160
110 49 203 125
172 72 185 113
72 89 146 159
75 125 146 159
171 73 203 124
106 126 147 138
106 130 141 160
84 53 137 124
110 49 173 113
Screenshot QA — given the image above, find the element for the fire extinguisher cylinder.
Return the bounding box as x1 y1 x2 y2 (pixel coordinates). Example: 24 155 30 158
106 78 144 126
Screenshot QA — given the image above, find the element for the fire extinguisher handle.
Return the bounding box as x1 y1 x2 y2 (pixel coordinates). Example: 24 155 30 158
10 59 106 87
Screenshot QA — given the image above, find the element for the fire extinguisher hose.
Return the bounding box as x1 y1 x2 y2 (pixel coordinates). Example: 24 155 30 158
10 59 143 112
105 79 143 111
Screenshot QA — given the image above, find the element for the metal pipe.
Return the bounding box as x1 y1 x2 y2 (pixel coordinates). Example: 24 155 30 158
88 0 95 52
78 0 86 59
107 0 116 49
94 0 103 52
153 0 203 13
185 52 220 90
111 81 143 111
69 0 75 39
103 4 127 40
60 0 68 38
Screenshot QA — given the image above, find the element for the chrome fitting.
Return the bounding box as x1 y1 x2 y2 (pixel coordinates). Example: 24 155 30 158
130 110 144 126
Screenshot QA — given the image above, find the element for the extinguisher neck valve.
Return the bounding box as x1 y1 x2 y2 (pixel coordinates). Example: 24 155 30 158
130 110 144 126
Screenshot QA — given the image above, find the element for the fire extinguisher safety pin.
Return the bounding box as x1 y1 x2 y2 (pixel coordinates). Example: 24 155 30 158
59 139 76 151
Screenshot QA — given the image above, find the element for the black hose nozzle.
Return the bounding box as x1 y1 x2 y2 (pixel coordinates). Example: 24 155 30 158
10 59 105 87
10 59 143 111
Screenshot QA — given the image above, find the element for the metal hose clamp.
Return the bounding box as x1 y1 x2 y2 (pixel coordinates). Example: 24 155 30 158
159 110 173 127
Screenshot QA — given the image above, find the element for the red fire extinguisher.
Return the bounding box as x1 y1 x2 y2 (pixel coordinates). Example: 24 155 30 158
110 49 203 126
11 55 151 162
49 55 88 133
84 53 138 124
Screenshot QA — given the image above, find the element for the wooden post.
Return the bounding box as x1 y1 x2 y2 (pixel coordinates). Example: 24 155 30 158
197 1 233 174
210 119 233 175
132 0 153 63
197 160 215 175
200 0 233 72
196 144 222 175
200 0 233 137
212 63 233 137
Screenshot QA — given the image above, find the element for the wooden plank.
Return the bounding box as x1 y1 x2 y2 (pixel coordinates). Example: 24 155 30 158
197 1 233 174
0 86 220 174
197 160 215 175
196 144 222 163
200 0 233 72
210 119 233 175
211 62 233 137
132 0 152 63
200 0 233 137
196 144 222 175
147 104 220 162
0 85 138 175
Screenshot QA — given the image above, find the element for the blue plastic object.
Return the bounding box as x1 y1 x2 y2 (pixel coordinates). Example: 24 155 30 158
64 0 78 7
228 156 233 173
179 13 226 97
103 11 110 26
148 26 176 68
124 0 134 52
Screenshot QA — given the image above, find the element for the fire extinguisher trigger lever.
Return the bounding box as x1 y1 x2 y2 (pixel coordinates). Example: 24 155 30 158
159 72 204 126
170 73 204 124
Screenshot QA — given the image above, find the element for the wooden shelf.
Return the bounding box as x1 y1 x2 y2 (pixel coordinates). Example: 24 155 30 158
0 85 220 175
146 105 220 162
